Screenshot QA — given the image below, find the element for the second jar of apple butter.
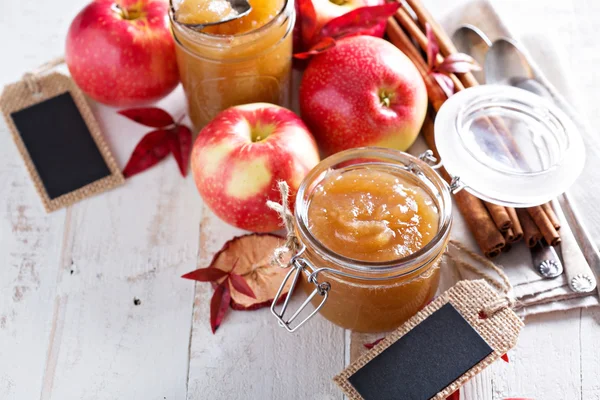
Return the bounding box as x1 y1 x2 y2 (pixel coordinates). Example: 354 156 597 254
170 0 294 129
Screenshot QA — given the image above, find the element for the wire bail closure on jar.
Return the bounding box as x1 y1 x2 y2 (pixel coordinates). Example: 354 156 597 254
418 150 464 193
270 151 457 333
271 246 330 332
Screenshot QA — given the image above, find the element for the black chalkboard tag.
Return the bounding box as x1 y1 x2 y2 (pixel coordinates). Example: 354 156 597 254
334 280 523 400
0 71 124 212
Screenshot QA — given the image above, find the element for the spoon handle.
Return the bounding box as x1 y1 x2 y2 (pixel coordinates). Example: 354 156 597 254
552 199 597 293
559 194 600 294
530 242 563 279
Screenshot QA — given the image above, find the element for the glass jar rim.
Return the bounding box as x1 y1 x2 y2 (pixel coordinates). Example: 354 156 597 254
294 147 453 277
170 0 291 40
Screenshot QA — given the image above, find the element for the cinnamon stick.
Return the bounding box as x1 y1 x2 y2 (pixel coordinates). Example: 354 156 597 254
386 18 447 110
503 228 516 244
405 0 479 88
484 203 512 232
527 207 561 246
506 207 524 242
393 8 464 91
517 208 541 247
542 202 561 230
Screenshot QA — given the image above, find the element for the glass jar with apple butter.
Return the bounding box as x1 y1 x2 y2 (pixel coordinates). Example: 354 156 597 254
272 147 453 333
170 0 294 129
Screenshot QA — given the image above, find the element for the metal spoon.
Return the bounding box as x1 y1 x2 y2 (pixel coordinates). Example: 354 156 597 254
452 27 564 280
486 37 598 293
170 0 252 31
451 25 491 84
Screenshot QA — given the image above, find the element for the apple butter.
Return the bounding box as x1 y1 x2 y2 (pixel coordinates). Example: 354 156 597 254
292 148 452 332
170 0 294 129
308 168 439 262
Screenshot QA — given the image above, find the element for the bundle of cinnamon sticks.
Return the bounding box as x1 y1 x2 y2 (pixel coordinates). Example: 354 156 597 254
387 0 561 257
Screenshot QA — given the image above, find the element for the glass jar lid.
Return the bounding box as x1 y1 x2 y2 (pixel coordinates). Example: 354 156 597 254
435 85 585 207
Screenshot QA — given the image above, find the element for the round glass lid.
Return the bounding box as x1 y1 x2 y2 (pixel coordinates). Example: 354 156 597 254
434 85 585 207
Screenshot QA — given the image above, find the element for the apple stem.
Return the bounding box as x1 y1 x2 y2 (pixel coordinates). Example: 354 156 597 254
111 3 129 19
379 89 393 108
111 2 142 20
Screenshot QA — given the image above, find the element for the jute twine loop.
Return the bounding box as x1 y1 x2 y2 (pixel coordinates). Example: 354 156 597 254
21 56 65 95
447 240 516 317
266 181 300 268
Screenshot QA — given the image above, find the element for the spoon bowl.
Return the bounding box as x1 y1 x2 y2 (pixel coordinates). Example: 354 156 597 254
485 38 534 86
170 0 252 31
451 24 491 83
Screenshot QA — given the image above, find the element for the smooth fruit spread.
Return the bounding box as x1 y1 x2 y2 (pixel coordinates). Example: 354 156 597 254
175 0 239 25
175 0 284 35
307 168 439 262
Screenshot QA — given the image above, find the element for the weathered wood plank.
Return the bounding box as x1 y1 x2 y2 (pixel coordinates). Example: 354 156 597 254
0 124 67 400
35 100 201 399
186 207 345 400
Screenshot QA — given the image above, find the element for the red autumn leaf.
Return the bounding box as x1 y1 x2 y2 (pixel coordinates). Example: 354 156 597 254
320 3 400 41
364 337 385 349
210 283 231 334
432 72 455 98
168 125 193 177
298 0 319 46
501 353 509 363
437 53 481 74
446 389 460 400
181 267 229 282
118 107 175 128
229 273 257 299
426 23 439 71
294 36 337 59
122 129 171 178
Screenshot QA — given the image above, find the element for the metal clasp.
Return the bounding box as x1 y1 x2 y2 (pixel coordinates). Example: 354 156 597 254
271 247 330 333
418 150 464 193
418 150 443 169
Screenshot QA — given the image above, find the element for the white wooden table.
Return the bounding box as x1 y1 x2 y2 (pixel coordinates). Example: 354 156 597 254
2 0 600 399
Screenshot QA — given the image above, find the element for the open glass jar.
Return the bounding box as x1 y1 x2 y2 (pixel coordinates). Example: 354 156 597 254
272 85 585 333
170 0 294 129
273 148 453 333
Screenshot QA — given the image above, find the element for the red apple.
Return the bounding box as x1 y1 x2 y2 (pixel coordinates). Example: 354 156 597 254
191 103 320 232
299 35 428 155
312 0 386 37
65 0 179 106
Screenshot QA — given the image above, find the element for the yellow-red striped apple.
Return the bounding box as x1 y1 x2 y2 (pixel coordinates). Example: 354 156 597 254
191 103 320 232
299 35 428 156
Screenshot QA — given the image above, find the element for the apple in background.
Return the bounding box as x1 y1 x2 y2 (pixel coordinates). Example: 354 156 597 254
191 103 320 232
313 0 386 37
65 0 179 106
299 35 428 155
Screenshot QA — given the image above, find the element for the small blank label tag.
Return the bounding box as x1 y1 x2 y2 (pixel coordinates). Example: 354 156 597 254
335 280 523 400
0 72 123 212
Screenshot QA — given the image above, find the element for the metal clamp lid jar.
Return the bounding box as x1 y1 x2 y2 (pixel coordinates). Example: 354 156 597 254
271 85 586 332
271 148 453 333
